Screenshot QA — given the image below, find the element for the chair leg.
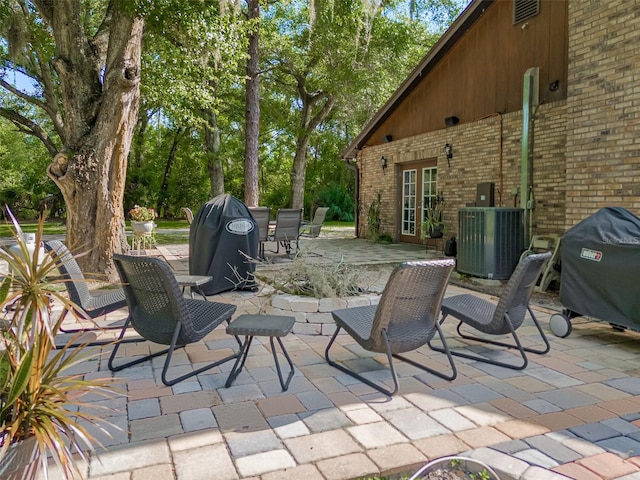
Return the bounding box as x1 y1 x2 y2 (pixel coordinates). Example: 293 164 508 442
225 335 253 387
325 327 398 396
108 316 173 372
58 308 127 334
271 336 295 391
394 321 457 382
456 307 550 357
109 319 241 386
325 326 456 397
430 307 550 370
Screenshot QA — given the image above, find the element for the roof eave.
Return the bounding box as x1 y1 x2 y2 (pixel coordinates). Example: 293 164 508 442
342 0 494 159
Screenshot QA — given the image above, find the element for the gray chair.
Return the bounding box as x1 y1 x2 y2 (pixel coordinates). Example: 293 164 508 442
249 207 271 260
44 240 127 330
325 259 457 396
430 252 552 370
108 254 240 386
270 208 303 257
182 207 194 225
300 207 329 238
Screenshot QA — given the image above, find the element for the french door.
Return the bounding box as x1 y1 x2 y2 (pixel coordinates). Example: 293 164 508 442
399 160 438 244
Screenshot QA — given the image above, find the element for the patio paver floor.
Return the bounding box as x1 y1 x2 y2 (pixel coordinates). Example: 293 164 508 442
11 230 640 480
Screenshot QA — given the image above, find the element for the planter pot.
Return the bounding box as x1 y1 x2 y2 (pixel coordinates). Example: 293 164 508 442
428 226 444 239
0 436 41 480
409 456 501 480
131 221 155 234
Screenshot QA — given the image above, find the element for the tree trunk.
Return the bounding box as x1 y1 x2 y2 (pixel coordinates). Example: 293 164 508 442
158 128 184 216
289 94 336 210
244 0 260 207
46 5 143 281
204 109 224 198
290 135 311 209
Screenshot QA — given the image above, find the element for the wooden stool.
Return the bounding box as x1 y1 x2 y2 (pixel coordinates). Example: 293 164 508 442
225 314 295 391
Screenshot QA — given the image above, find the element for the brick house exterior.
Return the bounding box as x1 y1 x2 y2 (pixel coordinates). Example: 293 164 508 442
344 0 640 245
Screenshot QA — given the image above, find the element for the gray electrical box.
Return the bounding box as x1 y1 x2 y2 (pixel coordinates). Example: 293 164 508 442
457 207 524 279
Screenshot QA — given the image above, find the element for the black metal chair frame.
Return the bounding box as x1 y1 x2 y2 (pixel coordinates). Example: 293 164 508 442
108 254 241 386
325 259 457 396
429 252 552 370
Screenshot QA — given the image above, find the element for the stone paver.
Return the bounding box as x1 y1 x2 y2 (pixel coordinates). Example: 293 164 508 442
235 450 297 477
347 422 407 449
34 237 640 480
284 430 362 463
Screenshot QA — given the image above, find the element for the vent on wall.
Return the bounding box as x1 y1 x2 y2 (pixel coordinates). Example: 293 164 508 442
513 0 539 24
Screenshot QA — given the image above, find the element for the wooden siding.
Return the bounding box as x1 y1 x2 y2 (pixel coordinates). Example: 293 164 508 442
369 0 567 146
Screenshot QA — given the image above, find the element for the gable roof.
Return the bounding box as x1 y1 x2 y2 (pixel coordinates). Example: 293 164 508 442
342 0 494 159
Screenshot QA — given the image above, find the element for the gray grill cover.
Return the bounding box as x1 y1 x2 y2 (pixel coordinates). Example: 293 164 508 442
560 206 640 329
189 194 258 295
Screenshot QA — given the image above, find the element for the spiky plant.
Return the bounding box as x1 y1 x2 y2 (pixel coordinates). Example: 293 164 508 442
0 208 119 479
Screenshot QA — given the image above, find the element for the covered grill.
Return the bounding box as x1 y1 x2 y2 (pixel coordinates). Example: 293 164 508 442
550 207 640 337
189 194 259 295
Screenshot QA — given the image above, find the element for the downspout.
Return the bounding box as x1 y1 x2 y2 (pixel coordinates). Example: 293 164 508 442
344 154 359 237
521 67 539 247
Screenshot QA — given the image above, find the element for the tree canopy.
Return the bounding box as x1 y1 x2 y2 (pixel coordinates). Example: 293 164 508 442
1 0 468 242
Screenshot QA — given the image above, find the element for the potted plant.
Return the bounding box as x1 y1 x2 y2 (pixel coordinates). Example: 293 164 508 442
420 195 446 242
0 208 118 479
409 455 501 480
129 205 157 234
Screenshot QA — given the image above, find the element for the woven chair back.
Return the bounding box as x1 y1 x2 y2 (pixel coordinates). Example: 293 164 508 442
491 252 552 334
113 254 197 345
371 259 455 354
44 240 93 307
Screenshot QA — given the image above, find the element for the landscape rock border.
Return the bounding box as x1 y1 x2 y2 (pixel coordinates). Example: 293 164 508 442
264 292 380 336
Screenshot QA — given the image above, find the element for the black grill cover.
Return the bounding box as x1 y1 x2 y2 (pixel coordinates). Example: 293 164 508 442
560 206 640 329
189 194 258 295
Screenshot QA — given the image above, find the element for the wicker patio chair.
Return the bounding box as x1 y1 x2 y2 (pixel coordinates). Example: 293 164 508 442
108 254 240 386
269 208 303 257
44 240 127 332
430 252 552 370
299 206 329 238
325 259 457 396
249 206 271 260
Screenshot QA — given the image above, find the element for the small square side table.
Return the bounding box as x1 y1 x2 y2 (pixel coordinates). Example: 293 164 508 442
174 275 212 300
225 314 296 391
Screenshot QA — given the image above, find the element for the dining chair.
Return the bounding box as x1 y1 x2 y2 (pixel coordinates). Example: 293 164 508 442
249 207 271 260
270 208 303 257
299 207 329 238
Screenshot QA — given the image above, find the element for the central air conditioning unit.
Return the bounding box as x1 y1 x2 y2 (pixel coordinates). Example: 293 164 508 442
457 208 524 280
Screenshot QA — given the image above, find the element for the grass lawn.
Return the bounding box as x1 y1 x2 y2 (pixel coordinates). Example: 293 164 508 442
1 219 354 246
0 219 189 239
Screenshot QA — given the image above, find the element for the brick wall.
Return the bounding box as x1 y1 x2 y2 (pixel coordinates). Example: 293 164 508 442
565 0 640 227
357 102 567 241
358 0 640 240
